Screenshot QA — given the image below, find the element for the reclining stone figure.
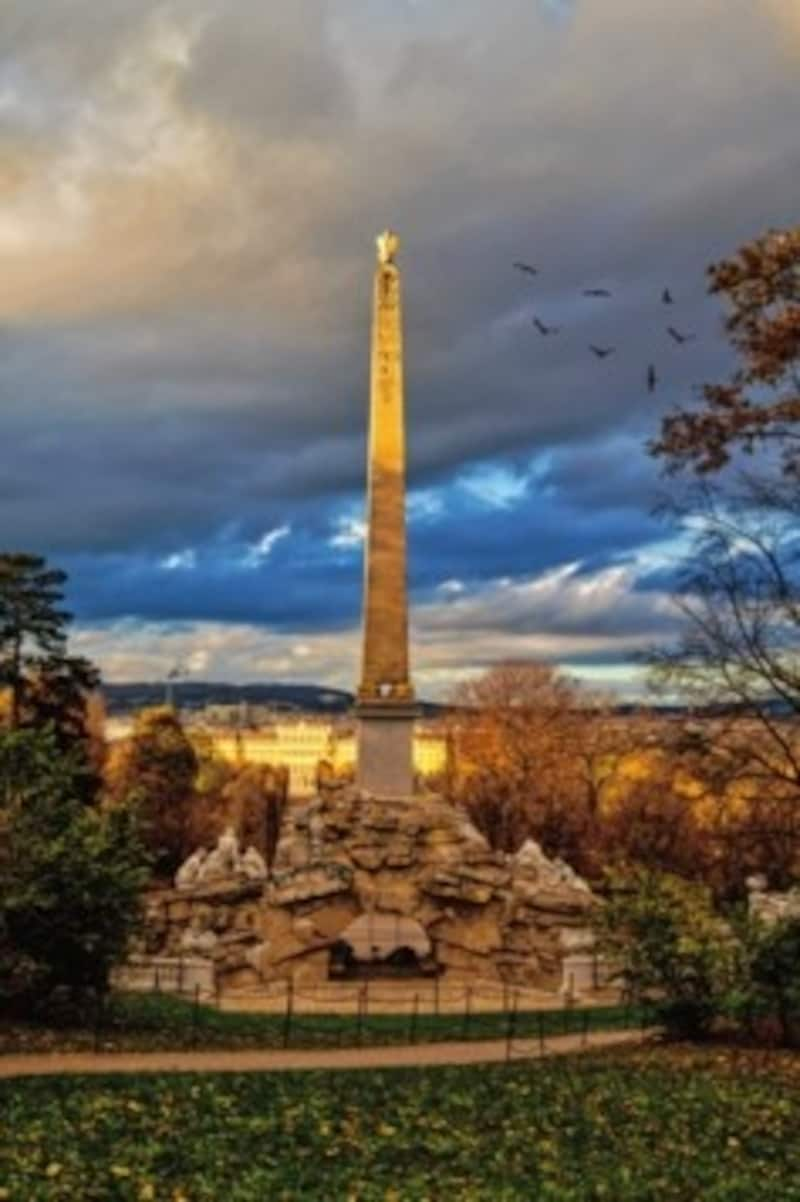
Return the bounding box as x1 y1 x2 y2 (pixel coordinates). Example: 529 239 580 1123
174 847 207 891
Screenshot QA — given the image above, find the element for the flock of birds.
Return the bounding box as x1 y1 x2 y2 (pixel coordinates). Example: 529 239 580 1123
512 260 698 393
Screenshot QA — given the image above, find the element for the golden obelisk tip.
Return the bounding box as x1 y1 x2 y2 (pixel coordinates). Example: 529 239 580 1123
376 230 400 265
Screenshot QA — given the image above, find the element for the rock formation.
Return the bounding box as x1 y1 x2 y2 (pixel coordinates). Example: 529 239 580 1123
140 785 595 993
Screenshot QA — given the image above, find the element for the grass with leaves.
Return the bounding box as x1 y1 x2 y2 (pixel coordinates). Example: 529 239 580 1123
2 1046 800 1200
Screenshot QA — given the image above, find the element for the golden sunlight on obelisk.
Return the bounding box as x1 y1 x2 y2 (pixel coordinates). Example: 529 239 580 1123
356 231 418 796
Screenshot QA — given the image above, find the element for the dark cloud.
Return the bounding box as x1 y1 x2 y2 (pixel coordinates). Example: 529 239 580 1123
183 5 354 137
0 0 796 684
54 468 662 637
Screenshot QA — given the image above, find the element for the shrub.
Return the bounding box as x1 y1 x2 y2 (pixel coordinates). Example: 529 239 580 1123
596 868 737 1039
745 918 800 1047
0 727 149 1014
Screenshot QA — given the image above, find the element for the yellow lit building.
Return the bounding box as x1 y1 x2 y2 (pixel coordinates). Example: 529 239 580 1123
199 719 337 797
106 711 448 798
194 718 447 798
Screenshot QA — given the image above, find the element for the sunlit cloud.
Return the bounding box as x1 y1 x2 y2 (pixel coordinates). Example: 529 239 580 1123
329 516 367 550
408 488 445 523
72 556 677 700
457 465 530 511
242 524 291 567
539 0 578 25
160 548 196 571
764 0 800 53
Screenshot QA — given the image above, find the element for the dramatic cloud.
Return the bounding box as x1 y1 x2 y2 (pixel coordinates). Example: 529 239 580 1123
0 1 796 691
73 556 676 699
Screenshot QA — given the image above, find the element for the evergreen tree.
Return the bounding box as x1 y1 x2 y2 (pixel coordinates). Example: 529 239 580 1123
0 726 148 1013
0 553 100 794
0 553 69 727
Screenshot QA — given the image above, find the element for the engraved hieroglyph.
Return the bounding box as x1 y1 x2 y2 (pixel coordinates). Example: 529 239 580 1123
356 231 418 796
358 230 414 705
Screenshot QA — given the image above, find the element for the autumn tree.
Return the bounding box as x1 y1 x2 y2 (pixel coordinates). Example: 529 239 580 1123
447 662 792 891
219 764 288 868
106 707 198 878
183 731 236 848
647 227 800 890
447 662 621 867
647 480 800 888
594 758 710 882
651 225 800 477
186 741 288 868
655 481 799 715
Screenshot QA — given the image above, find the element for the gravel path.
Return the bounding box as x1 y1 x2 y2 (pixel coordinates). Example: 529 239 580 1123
0 1028 651 1080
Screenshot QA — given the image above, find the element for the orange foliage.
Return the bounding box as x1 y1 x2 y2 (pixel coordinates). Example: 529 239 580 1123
447 663 800 895
652 225 800 476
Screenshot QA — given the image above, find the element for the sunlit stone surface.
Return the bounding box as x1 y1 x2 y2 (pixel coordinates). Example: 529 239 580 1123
356 231 418 796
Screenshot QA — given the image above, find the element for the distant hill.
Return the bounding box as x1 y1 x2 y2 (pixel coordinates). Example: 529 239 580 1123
102 681 445 718
101 684 797 722
103 681 355 715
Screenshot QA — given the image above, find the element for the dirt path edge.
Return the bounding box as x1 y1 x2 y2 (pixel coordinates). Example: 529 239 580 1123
0 1029 655 1080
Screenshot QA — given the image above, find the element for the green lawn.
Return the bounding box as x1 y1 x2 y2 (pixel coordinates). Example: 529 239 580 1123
2 1048 800 1200
0 993 646 1055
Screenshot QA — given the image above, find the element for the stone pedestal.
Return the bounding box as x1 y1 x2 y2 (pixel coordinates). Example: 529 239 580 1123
356 702 418 797
112 955 216 999
560 954 598 999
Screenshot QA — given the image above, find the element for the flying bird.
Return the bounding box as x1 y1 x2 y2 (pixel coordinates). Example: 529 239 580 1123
589 345 615 358
533 317 559 335
513 261 539 276
662 288 674 304
667 326 696 344
583 288 612 298
647 364 657 393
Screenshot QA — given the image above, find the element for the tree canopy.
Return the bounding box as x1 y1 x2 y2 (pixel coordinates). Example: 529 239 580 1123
0 726 148 1013
105 706 199 877
652 226 800 477
447 661 618 866
0 552 101 791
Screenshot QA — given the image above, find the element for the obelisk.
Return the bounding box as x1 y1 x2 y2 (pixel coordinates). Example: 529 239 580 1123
355 230 418 797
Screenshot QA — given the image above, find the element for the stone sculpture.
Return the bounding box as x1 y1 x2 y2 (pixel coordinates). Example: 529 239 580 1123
747 875 800 925
241 845 268 882
175 847 207 891
179 910 218 957
514 839 591 892
174 828 268 889
199 826 240 882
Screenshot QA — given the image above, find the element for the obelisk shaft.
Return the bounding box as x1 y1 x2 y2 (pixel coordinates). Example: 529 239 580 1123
360 238 412 700
356 232 417 797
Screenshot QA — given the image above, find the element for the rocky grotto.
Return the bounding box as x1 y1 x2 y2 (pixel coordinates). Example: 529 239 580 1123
130 781 597 995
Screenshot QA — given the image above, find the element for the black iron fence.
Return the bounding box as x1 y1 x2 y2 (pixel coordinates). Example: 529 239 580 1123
81 976 655 1057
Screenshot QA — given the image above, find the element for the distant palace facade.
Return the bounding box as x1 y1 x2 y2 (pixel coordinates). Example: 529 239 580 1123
105 710 448 797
